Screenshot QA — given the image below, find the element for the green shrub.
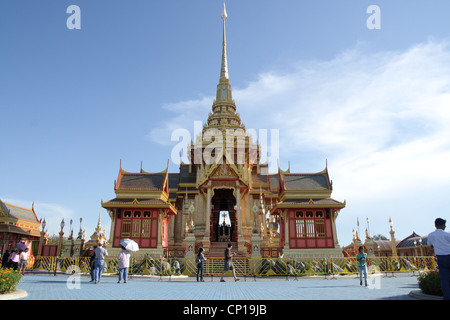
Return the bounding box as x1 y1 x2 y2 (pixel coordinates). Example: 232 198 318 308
0 268 23 294
418 271 443 296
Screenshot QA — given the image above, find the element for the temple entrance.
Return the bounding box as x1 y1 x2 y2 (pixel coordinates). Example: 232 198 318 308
217 211 231 242
210 189 237 243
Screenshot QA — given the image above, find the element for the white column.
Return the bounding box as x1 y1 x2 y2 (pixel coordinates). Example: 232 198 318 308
236 186 242 236
332 210 339 247
157 212 163 247
206 185 211 235
284 210 290 249
108 209 115 245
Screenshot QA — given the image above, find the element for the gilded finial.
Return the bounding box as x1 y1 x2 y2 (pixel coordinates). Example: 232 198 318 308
222 1 228 19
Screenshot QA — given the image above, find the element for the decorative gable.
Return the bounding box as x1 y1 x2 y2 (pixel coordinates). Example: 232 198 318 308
210 162 238 178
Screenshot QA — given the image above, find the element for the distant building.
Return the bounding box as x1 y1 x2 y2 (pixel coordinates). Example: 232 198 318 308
343 231 434 257
395 232 433 256
0 199 41 258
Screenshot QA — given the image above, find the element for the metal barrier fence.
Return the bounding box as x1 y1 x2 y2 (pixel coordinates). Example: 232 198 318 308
30 256 436 277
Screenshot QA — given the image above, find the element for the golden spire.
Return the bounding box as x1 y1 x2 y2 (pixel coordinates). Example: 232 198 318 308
90 209 107 244
96 209 102 232
203 1 244 134
220 1 229 81
214 1 234 106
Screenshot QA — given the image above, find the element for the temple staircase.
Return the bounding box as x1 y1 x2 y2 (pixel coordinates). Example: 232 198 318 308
205 242 249 275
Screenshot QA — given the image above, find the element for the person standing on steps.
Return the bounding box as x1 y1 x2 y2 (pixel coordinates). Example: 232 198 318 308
220 243 240 282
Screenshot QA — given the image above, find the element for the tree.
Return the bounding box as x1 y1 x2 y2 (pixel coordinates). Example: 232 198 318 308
372 234 388 240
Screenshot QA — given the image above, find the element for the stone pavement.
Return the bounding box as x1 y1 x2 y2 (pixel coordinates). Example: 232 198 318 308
14 272 421 300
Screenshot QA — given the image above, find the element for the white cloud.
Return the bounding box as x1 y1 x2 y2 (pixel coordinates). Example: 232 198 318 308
147 96 212 146
148 40 450 245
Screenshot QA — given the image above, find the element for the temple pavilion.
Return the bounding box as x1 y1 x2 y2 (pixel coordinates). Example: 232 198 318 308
102 3 345 258
0 199 41 258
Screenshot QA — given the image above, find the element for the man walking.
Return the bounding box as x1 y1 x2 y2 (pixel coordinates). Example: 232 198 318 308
428 218 450 300
93 241 108 284
220 243 240 282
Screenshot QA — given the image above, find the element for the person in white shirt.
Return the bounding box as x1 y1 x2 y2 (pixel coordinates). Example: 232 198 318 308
428 218 450 300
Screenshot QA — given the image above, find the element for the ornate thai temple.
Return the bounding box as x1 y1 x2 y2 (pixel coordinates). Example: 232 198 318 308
102 3 346 258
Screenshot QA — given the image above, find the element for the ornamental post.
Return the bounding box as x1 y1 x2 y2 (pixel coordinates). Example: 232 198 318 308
57 218 65 257
37 218 47 257
389 217 397 258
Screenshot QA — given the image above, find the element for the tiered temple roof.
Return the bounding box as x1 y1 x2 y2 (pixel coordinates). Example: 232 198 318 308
0 200 41 237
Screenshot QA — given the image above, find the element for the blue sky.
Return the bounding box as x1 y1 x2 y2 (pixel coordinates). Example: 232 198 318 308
1 0 450 247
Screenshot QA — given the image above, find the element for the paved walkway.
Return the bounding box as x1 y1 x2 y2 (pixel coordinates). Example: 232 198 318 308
14 272 420 300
